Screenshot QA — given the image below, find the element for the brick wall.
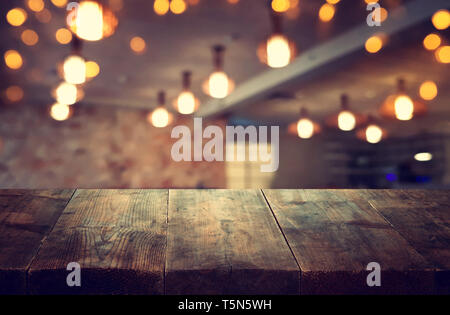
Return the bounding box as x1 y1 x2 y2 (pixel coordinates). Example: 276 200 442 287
0 102 226 188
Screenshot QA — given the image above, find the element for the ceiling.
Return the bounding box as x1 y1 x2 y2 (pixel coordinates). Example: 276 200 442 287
1 0 448 131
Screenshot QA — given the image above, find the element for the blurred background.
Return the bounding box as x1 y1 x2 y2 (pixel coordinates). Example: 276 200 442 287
0 0 449 189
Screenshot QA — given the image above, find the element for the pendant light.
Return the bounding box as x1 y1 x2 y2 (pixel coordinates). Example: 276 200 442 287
67 0 118 41
356 115 386 144
288 108 320 139
258 10 296 68
203 45 234 99
148 91 173 128
50 102 73 121
52 81 83 105
175 71 200 115
62 37 86 85
380 78 427 121
326 94 365 131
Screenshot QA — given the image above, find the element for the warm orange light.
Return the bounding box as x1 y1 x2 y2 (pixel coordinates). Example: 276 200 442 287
85 61 100 78
148 107 172 128
130 36 147 54
154 0 170 15
319 3 335 22
338 111 356 131
55 82 78 105
327 0 340 4
419 81 438 101
227 0 239 4
266 34 292 68
431 9 449 30
5 86 24 103
365 125 383 144
394 95 414 121
6 8 27 27
423 33 441 50
296 118 314 139
365 0 378 3
50 103 71 121
365 35 383 53
170 0 187 14
21 29 39 46
176 91 198 115
56 28 73 44
208 71 231 99
64 55 86 85
51 0 68 8
4 50 23 70
271 0 290 13
27 0 45 12
69 1 118 41
435 46 450 63
73 1 103 41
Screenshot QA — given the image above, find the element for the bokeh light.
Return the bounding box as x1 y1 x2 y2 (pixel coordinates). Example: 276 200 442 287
130 36 147 54
297 118 315 139
50 103 71 121
419 81 438 101
6 8 27 27
27 0 45 12
5 86 24 103
4 50 23 70
435 46 450 63
55 82 78 105
431 9 449 30
85 61 100 78
319 3 335 22
271 0 290 13
64 55 87 85
21 29 39 46
56 28 73 44
51 0 68 8
154 0 170 15
170 0 187 15
423 33 441 51
365 35 383 53
36 8 52 23
366 125 383 144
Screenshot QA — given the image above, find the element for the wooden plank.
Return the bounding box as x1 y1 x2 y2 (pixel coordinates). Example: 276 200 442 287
263 189 434 295
28 189 168 295
0 189 75 295
165 189 299 294
357 190 450 293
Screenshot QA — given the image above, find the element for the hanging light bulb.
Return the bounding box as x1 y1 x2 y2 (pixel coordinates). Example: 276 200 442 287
53 82 79 105
203 45 234 99
258 11 296 68
380 79 426 121
357 116 386 144
175 71 200 115
67 0 118 41
50 103 72 121
63 55 86 84
288 108 320 139
148 91 173 128
327 94 363 131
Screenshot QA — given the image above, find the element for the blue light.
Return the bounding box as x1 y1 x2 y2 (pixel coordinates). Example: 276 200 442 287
386 173 397 182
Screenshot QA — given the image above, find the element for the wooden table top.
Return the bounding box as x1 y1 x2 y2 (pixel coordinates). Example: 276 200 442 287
0 189 448 295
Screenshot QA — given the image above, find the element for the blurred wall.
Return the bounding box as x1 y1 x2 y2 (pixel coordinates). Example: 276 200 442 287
0 102 226 188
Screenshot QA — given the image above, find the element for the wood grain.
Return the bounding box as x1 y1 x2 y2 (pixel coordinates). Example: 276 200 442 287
165 190 300 294
356 190 450 293
0 190 74 294
263 189 435 294
28 189 168 295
